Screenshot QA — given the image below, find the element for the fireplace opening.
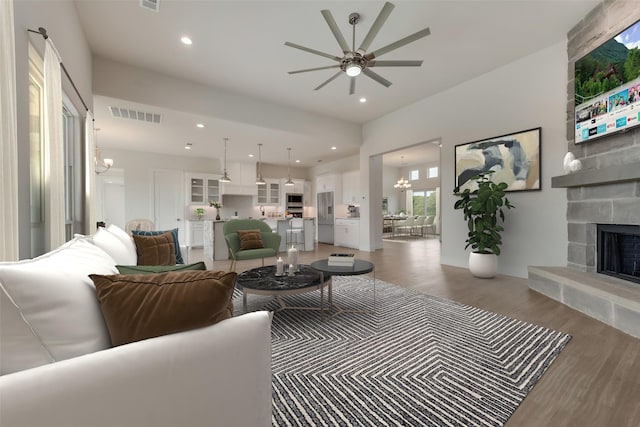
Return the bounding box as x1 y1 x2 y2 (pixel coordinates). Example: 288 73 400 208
597 224 640 284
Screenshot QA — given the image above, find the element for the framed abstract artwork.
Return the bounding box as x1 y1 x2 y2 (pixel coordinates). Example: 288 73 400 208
454 127 541 192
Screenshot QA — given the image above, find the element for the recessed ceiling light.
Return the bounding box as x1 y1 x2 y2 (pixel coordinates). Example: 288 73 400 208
295 159 300 163
196 123 204 128
359 97 367 103
181 36 193 45
248 154 254 158
331 146 337 150
185 142 193 150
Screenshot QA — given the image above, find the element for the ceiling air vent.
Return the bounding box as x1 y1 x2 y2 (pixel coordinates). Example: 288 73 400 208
140 0 159 13
109 106 161 124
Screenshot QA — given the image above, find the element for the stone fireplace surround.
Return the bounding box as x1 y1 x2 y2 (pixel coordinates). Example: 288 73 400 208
527 0 640 339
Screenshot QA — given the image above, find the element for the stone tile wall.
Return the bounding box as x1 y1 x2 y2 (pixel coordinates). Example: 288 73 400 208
565 0 640 272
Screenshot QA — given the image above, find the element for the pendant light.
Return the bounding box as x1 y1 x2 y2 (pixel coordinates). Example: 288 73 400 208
220 137 231 183
256 143 266 185
284 147 295 186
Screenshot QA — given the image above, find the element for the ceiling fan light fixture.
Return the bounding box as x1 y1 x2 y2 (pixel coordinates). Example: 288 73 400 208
346 64 362 77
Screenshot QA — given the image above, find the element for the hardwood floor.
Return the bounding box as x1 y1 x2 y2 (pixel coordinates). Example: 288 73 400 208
191 237 640 426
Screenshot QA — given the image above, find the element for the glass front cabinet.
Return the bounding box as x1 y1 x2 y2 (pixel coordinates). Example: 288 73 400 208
187 174 221 205
257 180 280 205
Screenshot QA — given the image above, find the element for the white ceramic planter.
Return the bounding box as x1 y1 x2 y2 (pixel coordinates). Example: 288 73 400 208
468 252 497 278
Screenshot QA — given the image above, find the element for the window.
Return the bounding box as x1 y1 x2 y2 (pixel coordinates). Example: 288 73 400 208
412 190 437 217
428 166 439 178
29 43 83 252
409 169 419 181
29 45 45 257
62 97 84 241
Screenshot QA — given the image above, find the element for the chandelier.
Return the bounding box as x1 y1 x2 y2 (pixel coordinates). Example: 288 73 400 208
94 128 114 175
394 155 411 191
394 177 411 191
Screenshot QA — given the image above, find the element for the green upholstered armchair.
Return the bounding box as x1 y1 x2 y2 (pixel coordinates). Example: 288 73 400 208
223 219 281 271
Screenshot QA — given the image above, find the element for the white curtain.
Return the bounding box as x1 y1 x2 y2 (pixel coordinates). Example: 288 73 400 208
84 110 97 234
0 0 19 261
405 189 414 216
44 40 65 250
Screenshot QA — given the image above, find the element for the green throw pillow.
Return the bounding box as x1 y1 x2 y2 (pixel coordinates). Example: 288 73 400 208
116 262 207 275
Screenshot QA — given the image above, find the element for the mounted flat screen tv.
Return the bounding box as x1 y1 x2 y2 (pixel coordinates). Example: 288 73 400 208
574 19 640 144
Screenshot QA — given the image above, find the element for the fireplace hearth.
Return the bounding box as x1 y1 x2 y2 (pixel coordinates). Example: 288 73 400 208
597 224 640 284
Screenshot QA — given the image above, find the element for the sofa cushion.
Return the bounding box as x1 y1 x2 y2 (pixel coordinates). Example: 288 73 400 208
116 262 207 275
237 229 264 250
91 270 237 346
132 232 176 266
106 224 137 262
132 228 184 264
0 236 117 375
91 227 137 265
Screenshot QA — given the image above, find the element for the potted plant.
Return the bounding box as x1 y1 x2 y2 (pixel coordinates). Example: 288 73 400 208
453 171 514 278
209 200 222 220
194 207 205 219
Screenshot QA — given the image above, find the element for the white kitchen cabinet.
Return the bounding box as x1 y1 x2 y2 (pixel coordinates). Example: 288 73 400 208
342 170 360 205
186 220 204 248
220 162 258 196
269 181 281 204
316 174 342 203
334 218 360 249
186 174 221 205
257 179 280 205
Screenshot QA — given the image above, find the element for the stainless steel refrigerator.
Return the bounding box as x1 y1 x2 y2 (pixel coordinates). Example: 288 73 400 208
317 191 334 244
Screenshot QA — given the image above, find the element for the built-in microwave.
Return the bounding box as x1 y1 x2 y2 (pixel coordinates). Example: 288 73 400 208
286 193 303 207
286 193 304 217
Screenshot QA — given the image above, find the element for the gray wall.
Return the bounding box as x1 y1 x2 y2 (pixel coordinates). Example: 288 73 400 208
565 0 640 271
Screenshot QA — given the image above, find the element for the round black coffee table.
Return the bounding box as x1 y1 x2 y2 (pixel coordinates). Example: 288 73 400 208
236 264 330 314
310 259 376 317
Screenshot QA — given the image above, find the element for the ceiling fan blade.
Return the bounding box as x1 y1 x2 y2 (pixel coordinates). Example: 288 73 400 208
363 68 392 87
364 27 431 60
358 1 394 53
288 65 341 75
314 71 343 91
349 77 356 95
321 9 351 54
368 60 423 67
284 42 341 62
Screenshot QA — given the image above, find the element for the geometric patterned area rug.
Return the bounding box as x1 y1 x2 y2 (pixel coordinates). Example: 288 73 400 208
234 276 572 427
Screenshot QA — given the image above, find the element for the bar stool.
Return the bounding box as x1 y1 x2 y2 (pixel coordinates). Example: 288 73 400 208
286 218 305 250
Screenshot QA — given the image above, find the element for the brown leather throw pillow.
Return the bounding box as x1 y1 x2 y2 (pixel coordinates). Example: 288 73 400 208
237 229 264 250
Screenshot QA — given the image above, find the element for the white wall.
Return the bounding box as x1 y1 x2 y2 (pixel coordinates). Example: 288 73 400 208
99 147 222 222
360 42 569 278
93 57 362 155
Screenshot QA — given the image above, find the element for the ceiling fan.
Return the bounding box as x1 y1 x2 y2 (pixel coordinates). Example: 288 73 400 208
284 1 430 95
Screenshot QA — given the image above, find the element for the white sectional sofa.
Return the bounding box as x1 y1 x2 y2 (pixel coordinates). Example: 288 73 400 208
0 227 272 427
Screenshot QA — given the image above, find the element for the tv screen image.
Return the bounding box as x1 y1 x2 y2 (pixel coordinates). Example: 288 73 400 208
574 19 640 144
